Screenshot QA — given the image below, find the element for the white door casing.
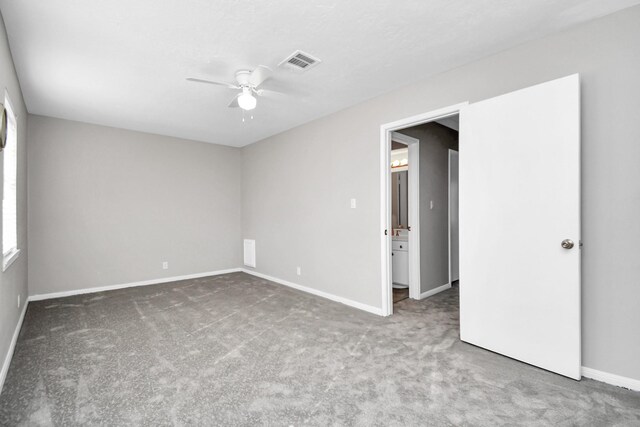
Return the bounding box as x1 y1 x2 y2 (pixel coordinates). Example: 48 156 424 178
448 150 460 284
459 74 581 379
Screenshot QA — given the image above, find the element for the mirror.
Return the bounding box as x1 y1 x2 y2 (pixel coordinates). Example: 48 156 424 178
392 170 408 229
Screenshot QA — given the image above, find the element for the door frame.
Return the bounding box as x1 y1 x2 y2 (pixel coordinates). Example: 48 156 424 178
380 102 468 316
390 132 420 300
448 149 459 286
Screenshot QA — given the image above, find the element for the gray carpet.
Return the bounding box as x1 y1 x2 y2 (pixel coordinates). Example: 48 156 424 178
0 272 638 426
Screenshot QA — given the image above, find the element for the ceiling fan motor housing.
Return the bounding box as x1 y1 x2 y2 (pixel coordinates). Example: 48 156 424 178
235 70 252 86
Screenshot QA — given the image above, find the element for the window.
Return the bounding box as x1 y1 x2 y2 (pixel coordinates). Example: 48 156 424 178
2 91 19 271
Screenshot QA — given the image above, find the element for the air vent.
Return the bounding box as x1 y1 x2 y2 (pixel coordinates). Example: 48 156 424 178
278 50 321 72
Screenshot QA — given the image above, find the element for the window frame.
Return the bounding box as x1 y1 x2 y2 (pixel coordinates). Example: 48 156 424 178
2 90 19 272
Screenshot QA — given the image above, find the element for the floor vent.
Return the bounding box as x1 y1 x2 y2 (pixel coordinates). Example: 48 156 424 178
278 50 321 72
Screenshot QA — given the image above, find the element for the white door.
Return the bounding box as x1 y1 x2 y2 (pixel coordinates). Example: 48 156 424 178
459 74 581 379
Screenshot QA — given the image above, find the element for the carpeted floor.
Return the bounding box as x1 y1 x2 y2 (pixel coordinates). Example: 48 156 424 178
1 272 638 425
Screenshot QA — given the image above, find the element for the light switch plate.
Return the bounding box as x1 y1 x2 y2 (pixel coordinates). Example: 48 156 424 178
350 198 357 209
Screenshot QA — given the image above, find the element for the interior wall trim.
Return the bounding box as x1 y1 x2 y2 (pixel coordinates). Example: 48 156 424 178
0 301 28 395
581 367 640 392
27 268 242 301
242 269 384 316
419 282 452 300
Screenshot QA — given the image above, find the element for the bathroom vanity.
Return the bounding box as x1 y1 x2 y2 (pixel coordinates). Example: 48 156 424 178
392 232 409 288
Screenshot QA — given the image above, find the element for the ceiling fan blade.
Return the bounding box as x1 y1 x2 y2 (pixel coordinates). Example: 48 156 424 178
256 88 287 99
228 94 240 108
186 78 239 89
249 65 272 88
258 79 309 98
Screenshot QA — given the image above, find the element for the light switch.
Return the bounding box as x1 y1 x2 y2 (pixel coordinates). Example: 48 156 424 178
350 198 357 209
430 200 434 210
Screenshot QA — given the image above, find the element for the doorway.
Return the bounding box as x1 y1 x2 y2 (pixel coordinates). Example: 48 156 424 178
390 141 409 303
389 132 420 303
390 119 460 308
381 103 466 316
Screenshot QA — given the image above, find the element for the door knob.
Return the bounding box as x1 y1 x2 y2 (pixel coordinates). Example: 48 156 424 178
561 239 574 249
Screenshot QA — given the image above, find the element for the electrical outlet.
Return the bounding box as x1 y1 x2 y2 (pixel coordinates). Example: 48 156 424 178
162 261 169 270
17 294 20 308
296 267 301 276
350 198 357 209
430 200 434 210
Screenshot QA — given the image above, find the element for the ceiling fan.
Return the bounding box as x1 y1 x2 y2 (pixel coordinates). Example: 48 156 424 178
187 66 275 111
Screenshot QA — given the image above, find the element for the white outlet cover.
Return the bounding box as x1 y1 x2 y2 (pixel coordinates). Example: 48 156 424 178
297 267 301 275
350 198 357 209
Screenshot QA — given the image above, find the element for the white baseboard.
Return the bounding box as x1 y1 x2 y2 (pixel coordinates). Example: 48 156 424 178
28 268 242 302
419 282 451 300
14 268 640 395
581 366 640 392
0 300 28 394
242 269 384 316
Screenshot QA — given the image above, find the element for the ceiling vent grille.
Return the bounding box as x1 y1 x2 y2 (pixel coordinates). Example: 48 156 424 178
279 50 321 72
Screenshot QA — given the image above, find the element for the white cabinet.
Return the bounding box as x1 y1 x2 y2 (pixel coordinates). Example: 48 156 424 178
392 240 409 287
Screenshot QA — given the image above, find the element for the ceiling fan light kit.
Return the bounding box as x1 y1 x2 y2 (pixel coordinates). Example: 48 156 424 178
187 65 276 113
238 88 256 111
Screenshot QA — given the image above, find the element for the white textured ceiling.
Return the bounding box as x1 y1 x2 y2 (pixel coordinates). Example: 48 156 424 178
1 0 638 147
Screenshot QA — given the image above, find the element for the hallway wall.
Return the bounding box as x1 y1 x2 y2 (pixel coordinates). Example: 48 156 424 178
400 123 458 296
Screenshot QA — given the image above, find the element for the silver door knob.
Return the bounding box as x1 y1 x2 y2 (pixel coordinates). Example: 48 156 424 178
561 239 574 249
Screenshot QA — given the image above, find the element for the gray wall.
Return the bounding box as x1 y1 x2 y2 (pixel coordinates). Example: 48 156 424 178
401 123 458 295
28 116 242 296
242 118 381 309
0 12 28 385
242 6 640 380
